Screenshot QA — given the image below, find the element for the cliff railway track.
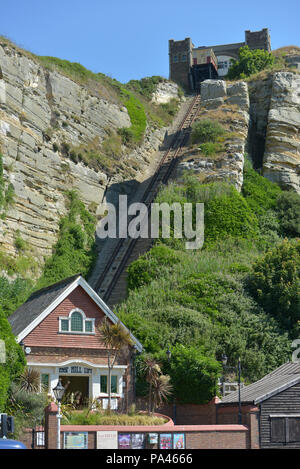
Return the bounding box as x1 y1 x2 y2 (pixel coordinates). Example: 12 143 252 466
94 93 201 307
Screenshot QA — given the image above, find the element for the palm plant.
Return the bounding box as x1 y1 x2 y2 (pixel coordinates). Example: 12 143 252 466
18 367 40 393
99 318 134 411
151 374 173 413
140 354 164 414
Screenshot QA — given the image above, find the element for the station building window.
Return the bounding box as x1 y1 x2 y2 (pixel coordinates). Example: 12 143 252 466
100 375 118 394
59 309 95 334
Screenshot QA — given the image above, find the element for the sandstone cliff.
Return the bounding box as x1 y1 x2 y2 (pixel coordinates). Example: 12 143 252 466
262 72 300 191
176 79 250 191
0 40 178 271
176 70 300 195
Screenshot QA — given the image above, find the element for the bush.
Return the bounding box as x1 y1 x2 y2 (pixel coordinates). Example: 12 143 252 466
0 313 25 411
248 239 300 330
127 244 183 290
0 277 33 317
277 191 300 237
191 119 225 145
204 185 259 244
199 142 224 157
119 89 147 145
227 45 275 79
159 344 221 404
242 158 282 216
37 191 97 289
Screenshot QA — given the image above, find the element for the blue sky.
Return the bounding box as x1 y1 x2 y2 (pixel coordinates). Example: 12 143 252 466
1 0 299 83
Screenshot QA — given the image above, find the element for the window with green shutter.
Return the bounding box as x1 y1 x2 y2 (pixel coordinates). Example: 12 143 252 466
101 375 107 393
100 375 118 394
111 375 118 393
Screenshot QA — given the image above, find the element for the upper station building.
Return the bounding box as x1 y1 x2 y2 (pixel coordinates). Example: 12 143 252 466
169 28 271 91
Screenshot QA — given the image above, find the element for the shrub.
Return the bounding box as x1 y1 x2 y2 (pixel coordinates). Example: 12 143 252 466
242 158 282 216
190 119 225 145
37 191 97 289
0 313 25 411
248 239 300 330
126 76 165 100
119 89 147 145
127 244 183 290
204 185 259 244
158 344 221 404
227 45 275 79
199 142 224 157
277 191 300 237
0 277 33 317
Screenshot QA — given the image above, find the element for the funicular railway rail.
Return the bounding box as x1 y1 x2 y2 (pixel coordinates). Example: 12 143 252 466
94 93 201 306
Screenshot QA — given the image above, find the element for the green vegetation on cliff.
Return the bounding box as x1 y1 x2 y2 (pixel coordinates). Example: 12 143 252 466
227 45 275 79
36 190 97 290
117 162 300 404
0 190 98 411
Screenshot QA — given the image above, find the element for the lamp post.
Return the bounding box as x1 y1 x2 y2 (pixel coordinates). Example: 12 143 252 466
53 379 65 449
166 347 176 425
237 358 242 425
220 353 242 425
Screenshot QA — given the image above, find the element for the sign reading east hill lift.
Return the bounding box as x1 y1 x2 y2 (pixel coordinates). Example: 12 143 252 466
58 366 92 374
97 431 118 449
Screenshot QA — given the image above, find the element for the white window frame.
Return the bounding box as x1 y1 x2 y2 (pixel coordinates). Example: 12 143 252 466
59 309 95 335
99 372 122 397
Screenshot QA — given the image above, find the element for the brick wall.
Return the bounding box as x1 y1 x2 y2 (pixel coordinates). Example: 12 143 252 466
136 397 219 425
60 424 249 449
19 401 260 449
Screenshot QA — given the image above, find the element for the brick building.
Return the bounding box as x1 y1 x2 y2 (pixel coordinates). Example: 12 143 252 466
169 28 271 90
218 361 300 448
8 274 143 411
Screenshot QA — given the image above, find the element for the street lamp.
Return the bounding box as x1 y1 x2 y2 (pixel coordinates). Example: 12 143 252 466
166 347 176 424
220 354 242 425
53 379 65 449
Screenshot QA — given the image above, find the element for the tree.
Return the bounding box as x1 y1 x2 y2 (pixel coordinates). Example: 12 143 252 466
140 354 162 414
161 345 221 404
139 354 172 414
151 374 173 412
99 318 134 411
0 311 25 411
248 239 300 330
277 192 300 238
227 46 274 79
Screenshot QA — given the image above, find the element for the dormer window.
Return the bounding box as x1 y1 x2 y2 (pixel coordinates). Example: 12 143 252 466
59 309 95 334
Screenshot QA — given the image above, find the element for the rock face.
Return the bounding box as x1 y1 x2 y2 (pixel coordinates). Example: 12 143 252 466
0 42 166 265
176 80 250 191
151 81 180 104
262 72 300 192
